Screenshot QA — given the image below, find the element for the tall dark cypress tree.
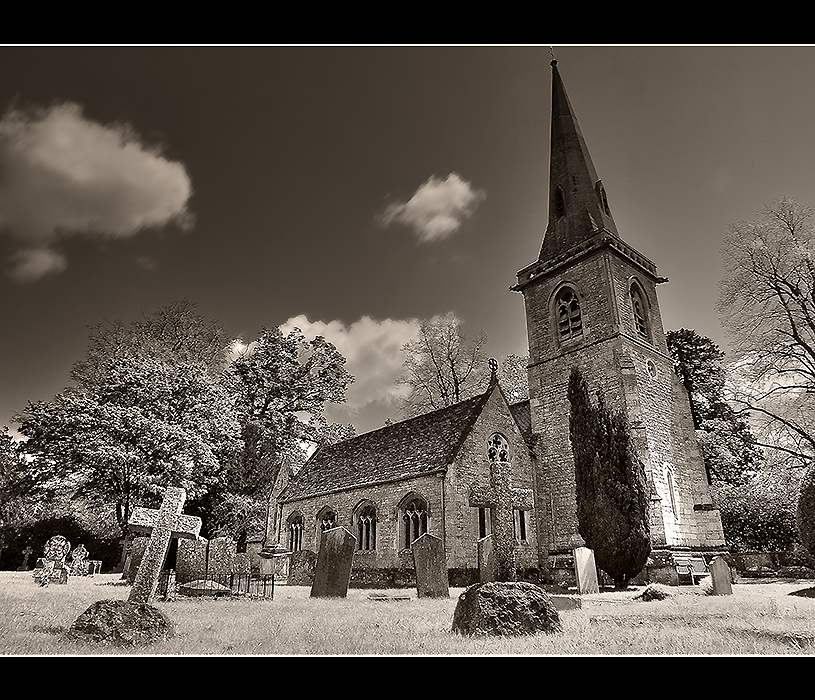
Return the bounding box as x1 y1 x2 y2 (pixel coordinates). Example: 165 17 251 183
568 366 651 589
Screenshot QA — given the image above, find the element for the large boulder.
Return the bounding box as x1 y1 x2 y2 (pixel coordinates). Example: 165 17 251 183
451 581 562 636
68 599 174 647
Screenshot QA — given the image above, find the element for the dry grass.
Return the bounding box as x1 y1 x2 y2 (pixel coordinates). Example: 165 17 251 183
3 572 815 656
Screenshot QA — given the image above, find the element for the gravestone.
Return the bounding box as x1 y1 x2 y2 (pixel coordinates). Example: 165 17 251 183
176 538 209 584
127 487 202 604
412 533 449 598
208 537 237 581
125 537 150 583
70 544 89 576
310 527 356 598
709 556 733 596
17 546 33 571
32 535 72 586
573 547 600 594
468 432 533 582
477 534 497 583
87 560 102 576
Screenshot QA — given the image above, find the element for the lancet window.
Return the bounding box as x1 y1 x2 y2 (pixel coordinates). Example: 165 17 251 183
630 281 651 341
288 513 304 552
402 497 429 549
355 503 377 551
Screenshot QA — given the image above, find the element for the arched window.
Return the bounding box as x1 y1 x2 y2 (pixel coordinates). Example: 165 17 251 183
316 506 336 534
287 513 303 552
487 433 509 463
665 466 678 521
402 497 429 549
630 281 651 341
355 503 377 551
554 186 566 219
555 286 583 342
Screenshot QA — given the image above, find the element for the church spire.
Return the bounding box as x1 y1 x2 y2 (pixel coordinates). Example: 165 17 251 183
539 59 620 263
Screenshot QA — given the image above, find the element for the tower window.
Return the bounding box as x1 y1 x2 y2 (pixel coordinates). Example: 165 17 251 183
555 287 583 341
630 282 651 341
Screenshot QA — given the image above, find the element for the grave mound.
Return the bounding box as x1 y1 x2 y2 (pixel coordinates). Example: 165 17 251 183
451 581 562 636
69 599 174 647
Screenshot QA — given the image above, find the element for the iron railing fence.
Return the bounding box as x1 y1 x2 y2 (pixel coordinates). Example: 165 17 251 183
157 570 275 599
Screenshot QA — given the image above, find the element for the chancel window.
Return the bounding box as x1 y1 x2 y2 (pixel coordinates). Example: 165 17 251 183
402 498 429 549
319 508 336 532
355 504 377 551
630 282 651 341
555 287 583 341
288 513 303 552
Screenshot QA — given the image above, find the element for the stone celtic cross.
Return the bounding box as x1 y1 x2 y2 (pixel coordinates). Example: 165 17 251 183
127 487 202 604
469 433 533 582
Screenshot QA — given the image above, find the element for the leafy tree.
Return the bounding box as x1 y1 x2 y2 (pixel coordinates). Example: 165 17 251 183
397 312 489 418
666 329 764 485
15 302 241 537
798 465 815 558
568 366 651 589
718 197 815 469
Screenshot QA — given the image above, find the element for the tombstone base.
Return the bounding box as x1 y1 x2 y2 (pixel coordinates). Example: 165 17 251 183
68 599 175 647
451 581 562 637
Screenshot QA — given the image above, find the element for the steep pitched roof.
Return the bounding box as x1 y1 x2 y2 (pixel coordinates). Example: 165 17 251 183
508 399 532 445
279 388 495 503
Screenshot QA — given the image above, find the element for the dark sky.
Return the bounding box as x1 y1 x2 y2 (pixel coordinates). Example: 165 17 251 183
2 45 814 436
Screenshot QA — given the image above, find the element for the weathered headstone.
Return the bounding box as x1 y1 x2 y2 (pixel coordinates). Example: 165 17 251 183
468 433 533 582
310 526 356 598
17 546 33 571
709 556 733 596
127 487 202 604
176 538 209 584
32 535 72 586
477 534 497 583
412 533 449 598
70 544 89 576
87 560 102 576
573 546 600 594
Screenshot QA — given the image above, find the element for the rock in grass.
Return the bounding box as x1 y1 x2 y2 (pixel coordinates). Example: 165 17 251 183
451 581 562 636
69 599 174 647
634 583 673 601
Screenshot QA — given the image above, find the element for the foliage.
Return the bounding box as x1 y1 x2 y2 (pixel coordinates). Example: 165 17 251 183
666 329 764 485
0 427 39 558
496 353 529 405
15 302 241 535
713 458 803 552
798 465 815 557
568 366 651 589
718 197 815 469
397 312 489 418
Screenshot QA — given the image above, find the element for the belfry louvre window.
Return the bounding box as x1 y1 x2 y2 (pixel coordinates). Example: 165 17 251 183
555 287 583 341
403 498 428 548
356 504 377 551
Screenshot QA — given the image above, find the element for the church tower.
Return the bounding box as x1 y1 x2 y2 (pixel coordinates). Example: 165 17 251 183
512 59 726 571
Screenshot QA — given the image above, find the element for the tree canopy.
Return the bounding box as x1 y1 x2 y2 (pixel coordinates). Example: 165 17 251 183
567 366 651 589
718 197 815 469
666 328 764 485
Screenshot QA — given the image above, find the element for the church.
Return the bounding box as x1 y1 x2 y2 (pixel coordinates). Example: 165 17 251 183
267 59 727 587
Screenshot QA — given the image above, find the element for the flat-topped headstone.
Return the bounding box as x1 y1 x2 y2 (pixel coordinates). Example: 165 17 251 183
176 538 209 585
709 556 733 596
412 533 449 598
310 527 356 598
573 547 600 594
127 487 202 604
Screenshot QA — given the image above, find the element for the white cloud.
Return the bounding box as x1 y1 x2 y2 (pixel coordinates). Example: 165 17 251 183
0 102 192 281
377 173 485 243
280 314 421 416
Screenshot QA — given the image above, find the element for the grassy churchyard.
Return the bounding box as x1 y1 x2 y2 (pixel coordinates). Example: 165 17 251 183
3 571 815 655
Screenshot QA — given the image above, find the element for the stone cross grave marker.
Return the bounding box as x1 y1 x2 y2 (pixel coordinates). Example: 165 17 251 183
310 526 356 598
33 535 72 586
573 547 600 594
17 546 33 571
709 556 733 596
127 487 202 604
412 533 449 598
468 433 533 582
